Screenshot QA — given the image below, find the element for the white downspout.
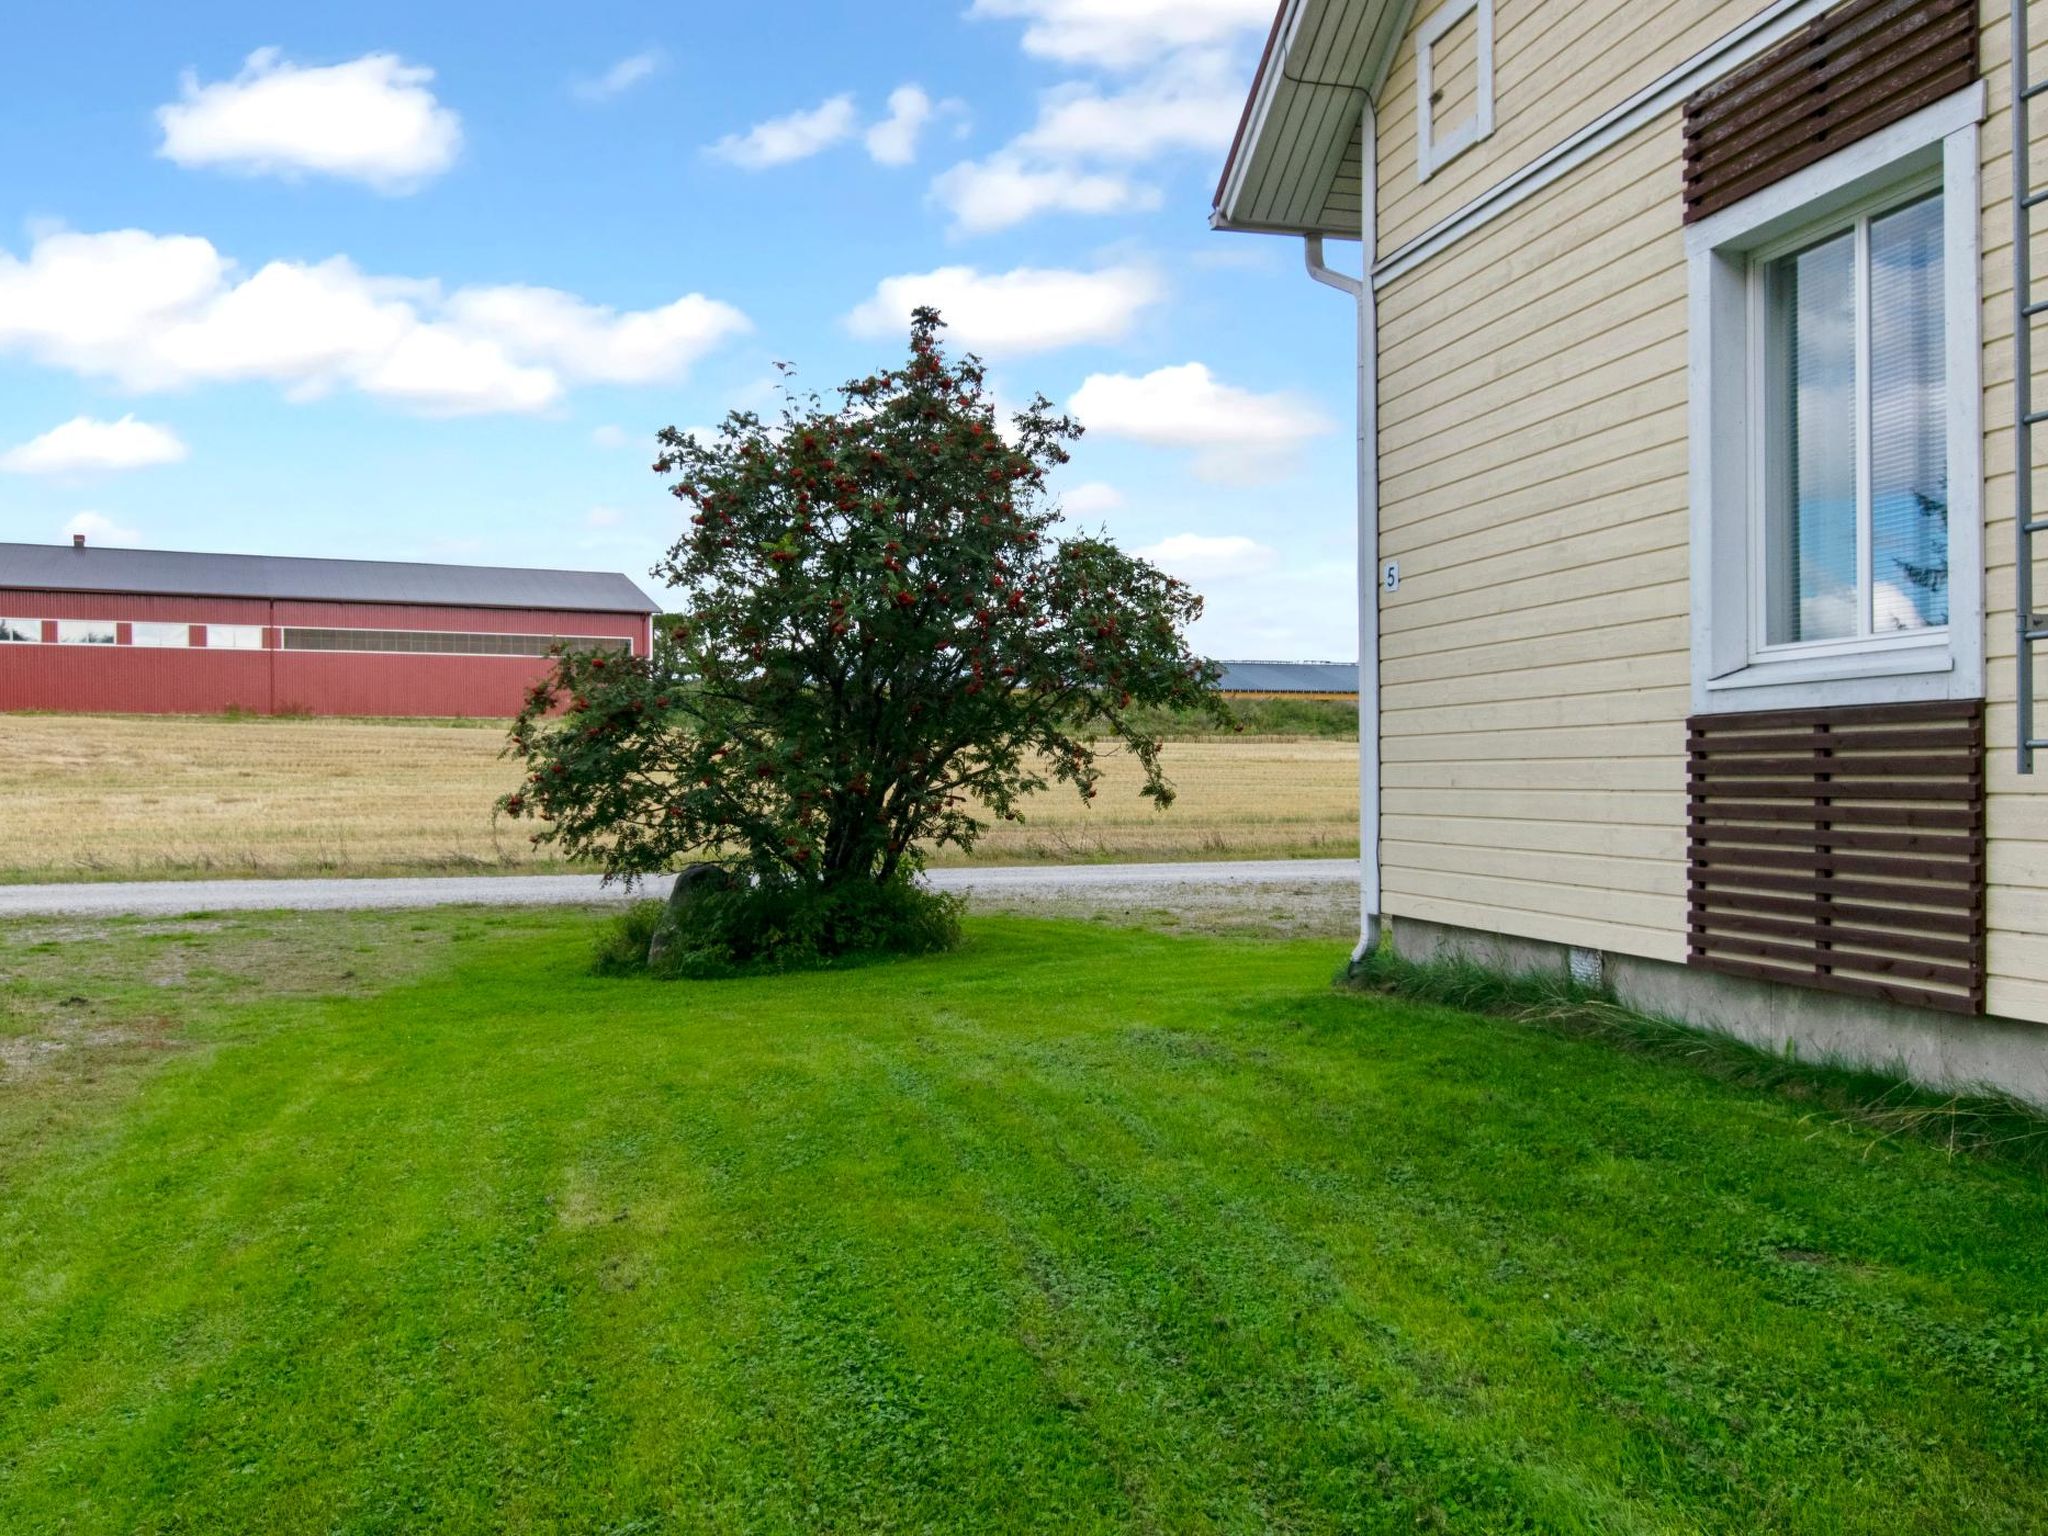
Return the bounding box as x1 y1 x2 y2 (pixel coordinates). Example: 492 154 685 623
1303 101 1382 962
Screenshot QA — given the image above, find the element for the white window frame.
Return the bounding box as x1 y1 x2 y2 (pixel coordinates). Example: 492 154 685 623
54 619 116 646
1687 83 1985 715
1415 0 1495 182
0 618 37 643
130 621 191 648
1744 177 1945 660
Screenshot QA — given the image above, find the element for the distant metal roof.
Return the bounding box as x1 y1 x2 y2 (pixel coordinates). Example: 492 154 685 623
0 542 659 615
1214 659 1359 694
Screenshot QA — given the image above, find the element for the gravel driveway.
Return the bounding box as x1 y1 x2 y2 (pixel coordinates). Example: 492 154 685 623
0 859 1360 920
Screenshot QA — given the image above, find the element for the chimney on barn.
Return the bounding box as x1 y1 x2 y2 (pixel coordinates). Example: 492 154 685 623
72 533 85 548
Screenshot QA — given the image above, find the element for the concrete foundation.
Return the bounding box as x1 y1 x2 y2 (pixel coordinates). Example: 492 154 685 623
1389 915 2048 1111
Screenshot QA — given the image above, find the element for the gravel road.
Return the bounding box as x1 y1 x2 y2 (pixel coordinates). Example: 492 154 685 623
0 860 1360 919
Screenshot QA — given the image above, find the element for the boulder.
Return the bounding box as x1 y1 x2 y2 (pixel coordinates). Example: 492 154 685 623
647 863 739 972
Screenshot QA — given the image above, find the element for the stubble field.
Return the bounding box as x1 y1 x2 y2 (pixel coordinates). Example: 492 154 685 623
0 713 1359 882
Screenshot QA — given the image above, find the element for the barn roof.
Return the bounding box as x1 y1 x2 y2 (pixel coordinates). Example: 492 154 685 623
1215 659 1359 694
0 542 660 615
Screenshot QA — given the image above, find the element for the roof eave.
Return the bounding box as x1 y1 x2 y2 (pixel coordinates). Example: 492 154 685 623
0 543 662 615
1211 0 1300 226
1210 0 1413 238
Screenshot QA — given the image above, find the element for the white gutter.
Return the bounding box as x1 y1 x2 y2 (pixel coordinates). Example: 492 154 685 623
1303 101 1382 961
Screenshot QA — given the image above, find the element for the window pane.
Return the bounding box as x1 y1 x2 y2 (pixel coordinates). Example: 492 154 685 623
276 627 602 655
55 619 116 645
205 625 264 650
1869 193 1946 631
1763 231 1859 645
132 621 190 648
0 618 37 643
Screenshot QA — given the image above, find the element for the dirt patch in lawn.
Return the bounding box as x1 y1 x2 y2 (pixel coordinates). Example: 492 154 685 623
0 909 495 1088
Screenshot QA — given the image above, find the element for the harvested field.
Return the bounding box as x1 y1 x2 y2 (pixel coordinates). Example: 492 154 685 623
0 714 1358 882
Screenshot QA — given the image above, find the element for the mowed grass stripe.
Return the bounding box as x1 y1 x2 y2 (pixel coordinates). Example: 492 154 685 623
1 910 2044 1531
0 714 1360 881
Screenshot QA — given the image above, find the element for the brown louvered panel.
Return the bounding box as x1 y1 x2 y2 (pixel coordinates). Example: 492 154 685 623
1687 701 1986 1015
1681 0 1978 223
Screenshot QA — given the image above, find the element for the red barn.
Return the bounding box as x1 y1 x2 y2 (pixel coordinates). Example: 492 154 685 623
0 538 659 718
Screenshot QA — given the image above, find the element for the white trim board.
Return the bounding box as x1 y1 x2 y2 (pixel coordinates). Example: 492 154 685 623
1415 0 1495 181
1372 0 1840 289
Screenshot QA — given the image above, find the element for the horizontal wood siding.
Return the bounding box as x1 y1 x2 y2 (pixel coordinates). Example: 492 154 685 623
1377 109 1693 963
1967 0 2048 1023
1376 0 1769 256
1319 120 1365 231
1363 0 2048 1024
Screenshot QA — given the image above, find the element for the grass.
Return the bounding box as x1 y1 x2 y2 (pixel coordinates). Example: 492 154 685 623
1349 944 2048 1176
2 908 2044 1533
0 713 1359 883
1122 695 1360 740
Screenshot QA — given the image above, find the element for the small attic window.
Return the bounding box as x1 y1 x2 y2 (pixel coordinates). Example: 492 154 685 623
1416 0 1494 181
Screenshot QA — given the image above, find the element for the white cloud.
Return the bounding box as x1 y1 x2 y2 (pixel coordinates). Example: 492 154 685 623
866 85 934 166
0 227 749 417
586 506 626 528
967 0 1272 69
1069 363 1333 481
1061 480 1126 516
440 286 749 385
1016 51 1242 161
572 50 662 103
939 5 1264 232
931 154 1159 234
861 86 966 167
709 94 858 169
591 423 630 448
355 323 558 415
1 415 188 475
156 48 461 192
846 263 1162 353
63 510 143 547
1184 554 1356 657
1137 532 1277 580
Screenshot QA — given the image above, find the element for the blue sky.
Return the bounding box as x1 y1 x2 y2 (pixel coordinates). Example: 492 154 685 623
0 0 1357 658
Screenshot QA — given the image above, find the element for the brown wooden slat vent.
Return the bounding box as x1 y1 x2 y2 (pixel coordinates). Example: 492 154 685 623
1688 700 1985 1015
1682 0 1978 223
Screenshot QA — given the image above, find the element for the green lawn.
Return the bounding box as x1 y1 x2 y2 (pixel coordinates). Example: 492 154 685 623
1 909 2044 1534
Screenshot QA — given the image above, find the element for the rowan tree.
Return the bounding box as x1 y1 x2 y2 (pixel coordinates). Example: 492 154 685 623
501 308 1224 923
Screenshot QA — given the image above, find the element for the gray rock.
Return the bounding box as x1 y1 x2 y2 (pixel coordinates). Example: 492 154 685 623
647 863 739 972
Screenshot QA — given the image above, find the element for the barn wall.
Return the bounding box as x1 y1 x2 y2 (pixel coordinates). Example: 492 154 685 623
0 588 650 719
0 590 274 624
269 601 645 638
